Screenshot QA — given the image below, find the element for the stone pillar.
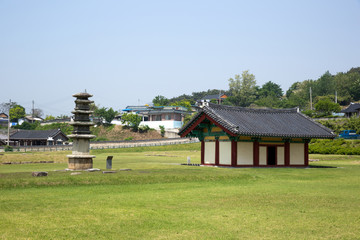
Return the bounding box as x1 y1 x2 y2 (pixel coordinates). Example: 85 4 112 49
67 92 96 170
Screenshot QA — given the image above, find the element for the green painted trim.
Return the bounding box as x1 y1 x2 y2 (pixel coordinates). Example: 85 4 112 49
258 140 285 143
203 132 227 137
237 139 255 142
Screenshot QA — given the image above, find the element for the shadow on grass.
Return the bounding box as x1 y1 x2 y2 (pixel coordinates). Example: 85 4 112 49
308 165 337 168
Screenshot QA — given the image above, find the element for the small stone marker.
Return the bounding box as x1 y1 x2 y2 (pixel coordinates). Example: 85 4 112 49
187 156 191 164
70 172 82 176
102 171 117 174
106 156 113 169
87 168 101 172
32 172 48 177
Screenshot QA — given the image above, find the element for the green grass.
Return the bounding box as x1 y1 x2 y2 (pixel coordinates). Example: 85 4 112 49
1 143 360 239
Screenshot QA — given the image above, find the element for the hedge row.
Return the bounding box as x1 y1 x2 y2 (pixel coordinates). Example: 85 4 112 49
309 138 360 155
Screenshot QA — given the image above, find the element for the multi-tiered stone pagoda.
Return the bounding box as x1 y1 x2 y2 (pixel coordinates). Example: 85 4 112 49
67 92 95 170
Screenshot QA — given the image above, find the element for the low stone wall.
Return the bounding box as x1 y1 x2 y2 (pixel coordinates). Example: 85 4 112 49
0 138 198 152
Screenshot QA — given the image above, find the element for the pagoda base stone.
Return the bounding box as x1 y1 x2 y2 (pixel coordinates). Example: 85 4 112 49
67 156 95 170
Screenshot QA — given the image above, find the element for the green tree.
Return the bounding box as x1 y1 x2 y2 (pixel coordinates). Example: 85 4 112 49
159 125 165 137
13 121 39 130
314 99 341 115
171 99 192 111
45 115 56 121
254 81 284 108
347 72 360 101
284 80 315 110
153 95 169 106
228 70 257 107
183 112 197 126
286 82 301 98
121 113 142 131
9 104 25 122
281 93 308 109
94 107 118 124
258 81 283 99
254 96 282 108
56 114 70 119
314 71 335 96
36 122 73 135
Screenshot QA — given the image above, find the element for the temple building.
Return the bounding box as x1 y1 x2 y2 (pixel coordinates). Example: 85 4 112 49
179 103 335 167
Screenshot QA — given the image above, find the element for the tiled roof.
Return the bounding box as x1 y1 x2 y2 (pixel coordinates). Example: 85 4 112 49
0 134 7 140
201 94 226 100
340 103 360 113
179 103 335 139
147 109 189 115
10 129 67 140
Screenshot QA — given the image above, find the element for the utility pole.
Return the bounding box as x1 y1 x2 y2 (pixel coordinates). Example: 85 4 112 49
7 99 11 146
309 87 313 110
32 100 35 123
335 91 337 103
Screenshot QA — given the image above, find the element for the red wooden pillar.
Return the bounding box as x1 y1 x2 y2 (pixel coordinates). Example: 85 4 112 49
304 141 309 166
215 138 220 165
201 140 205 165
284 141 290 166
231 140 237 167
253 140 259 166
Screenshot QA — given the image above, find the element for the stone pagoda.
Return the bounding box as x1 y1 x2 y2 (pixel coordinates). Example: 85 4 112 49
67 92 95 170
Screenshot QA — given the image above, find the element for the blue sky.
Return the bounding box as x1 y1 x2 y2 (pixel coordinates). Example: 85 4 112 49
1 0 360 117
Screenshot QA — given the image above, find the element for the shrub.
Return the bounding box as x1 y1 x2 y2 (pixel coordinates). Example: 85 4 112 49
309 138 360 155
4 145 13 152
159 125 165 137
139 125 151 133
121 113 142 132
124 137 133 141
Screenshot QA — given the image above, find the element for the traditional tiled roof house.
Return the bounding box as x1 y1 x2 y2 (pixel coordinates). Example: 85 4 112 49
179 103 335 167
200 94 228 104
10 129 69 146
0 133 7 146
340 103 360 118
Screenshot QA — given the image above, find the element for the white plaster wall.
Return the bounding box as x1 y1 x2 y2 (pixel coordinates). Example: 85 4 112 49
140 121 183 130
259 146 267 165
111 120 183 130
277 146 285 165
237 142 253 165
219 141 231 165
290 143 305 165
204 142 215 164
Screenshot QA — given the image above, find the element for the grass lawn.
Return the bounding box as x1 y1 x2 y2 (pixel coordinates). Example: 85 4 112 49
0 143 359 239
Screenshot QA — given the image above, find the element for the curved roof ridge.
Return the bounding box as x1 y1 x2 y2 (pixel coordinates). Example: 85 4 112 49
179 103 335 139
203 105 238 132
296 111 335 134
206 103 297 113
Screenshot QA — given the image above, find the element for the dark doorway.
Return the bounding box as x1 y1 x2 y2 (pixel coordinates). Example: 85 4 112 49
267 146 276 165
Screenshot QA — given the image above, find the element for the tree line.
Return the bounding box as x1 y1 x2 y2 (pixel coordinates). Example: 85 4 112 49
152 67 360 117
2 66 359 130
